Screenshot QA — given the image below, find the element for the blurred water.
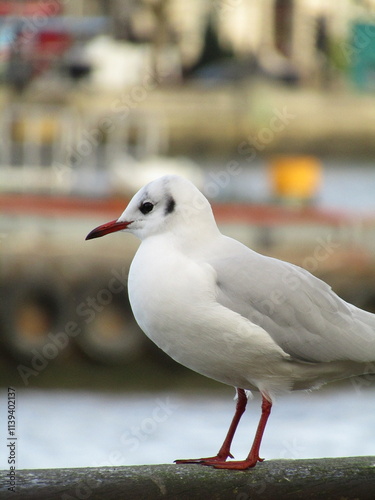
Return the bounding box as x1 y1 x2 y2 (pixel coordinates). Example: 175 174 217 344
1 386 374 470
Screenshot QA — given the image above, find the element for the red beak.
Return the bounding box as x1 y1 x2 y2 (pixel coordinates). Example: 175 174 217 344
85 219 131 240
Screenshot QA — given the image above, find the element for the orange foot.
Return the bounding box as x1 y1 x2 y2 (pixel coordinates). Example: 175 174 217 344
212 455 263 470
175 453 234 466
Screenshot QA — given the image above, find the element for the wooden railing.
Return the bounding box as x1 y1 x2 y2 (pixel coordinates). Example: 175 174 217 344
1 457 375 500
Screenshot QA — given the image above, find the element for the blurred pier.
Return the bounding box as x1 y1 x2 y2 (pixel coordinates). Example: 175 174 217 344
0 186 374 385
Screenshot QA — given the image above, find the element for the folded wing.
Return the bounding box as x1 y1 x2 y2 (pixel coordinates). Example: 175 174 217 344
209 236 375 363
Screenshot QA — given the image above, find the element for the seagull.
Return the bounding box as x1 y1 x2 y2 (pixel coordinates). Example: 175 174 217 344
86 174 375 470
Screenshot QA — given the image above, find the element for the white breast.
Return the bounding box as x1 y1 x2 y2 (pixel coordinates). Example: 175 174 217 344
127 236 295 393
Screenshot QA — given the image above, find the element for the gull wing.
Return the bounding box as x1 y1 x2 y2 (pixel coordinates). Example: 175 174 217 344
208 236 375 363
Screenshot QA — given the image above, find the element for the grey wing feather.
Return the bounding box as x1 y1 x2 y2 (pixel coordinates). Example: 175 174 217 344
209 236 375 363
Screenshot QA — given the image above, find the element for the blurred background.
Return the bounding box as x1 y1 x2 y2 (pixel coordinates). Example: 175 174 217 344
0 0 375 470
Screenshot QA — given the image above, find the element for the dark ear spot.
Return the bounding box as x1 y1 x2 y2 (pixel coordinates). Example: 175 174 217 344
165 196 176 215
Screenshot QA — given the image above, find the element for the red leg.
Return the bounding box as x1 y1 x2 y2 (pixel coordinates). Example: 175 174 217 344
213 394 272 470
175 388 248 465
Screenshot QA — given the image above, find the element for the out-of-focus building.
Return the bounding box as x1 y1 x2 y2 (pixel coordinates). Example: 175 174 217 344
1 0 375 89
106 0 375 84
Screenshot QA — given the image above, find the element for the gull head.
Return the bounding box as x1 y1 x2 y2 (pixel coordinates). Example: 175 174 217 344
86 175 218 242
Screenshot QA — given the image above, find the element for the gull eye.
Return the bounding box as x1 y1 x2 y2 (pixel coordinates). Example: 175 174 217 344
140 201 154 215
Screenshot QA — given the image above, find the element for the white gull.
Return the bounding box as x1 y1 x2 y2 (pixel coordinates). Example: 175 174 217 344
86 174 375 470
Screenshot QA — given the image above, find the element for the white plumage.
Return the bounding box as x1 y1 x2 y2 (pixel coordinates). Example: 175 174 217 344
86 174 375 470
